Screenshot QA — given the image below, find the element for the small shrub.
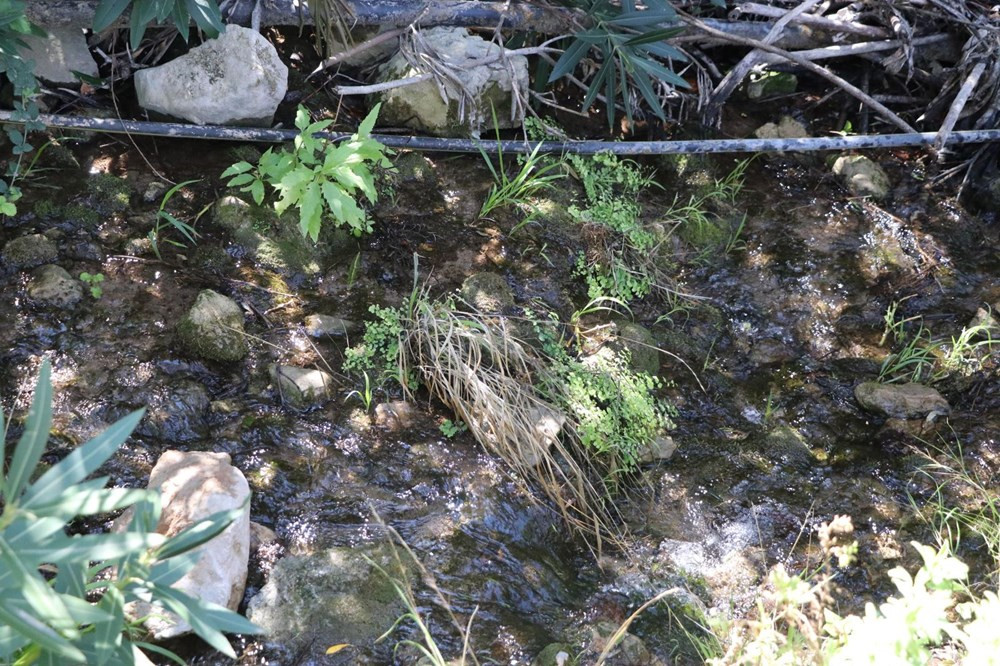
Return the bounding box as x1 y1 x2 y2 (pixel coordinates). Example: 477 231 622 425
222 104 393 241
93 0 225 50
0 360 260 664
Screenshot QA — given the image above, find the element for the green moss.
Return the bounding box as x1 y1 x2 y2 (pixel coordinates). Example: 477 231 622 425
91 173 134 214
62 203 100 227
33 199 62 218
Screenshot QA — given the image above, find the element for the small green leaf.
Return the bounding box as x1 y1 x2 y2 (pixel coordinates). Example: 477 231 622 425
220 161 253 178
249 179 265 205
6 360 53 501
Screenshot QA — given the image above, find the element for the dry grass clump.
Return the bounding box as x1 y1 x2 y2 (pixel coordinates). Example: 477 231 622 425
398 297 624 553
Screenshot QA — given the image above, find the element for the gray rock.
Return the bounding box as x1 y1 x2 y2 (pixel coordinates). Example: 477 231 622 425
116 451 251 639
533 643 576 666
176 289 248 362
968 304 1000 339
378 27 529 137
763 425 816 470
270 365 335 406
754 115 809 140
136 380 210 442
3 234 58 269
135 26 287 125
461 272 514 313
638 435 677 463
519 404 565 467
374 400 418 430
27 265 82 307
832 155 890 200
612 321 659 375
854 381 951 419
304 314 358 338
24 25 98 84
246 545 408 652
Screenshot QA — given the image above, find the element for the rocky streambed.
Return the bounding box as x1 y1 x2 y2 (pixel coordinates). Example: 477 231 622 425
1 127 999 666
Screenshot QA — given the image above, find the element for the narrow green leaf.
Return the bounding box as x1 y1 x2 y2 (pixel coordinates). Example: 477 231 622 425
548 36 592 83
155 500 247 560
45 532 166 562
357 103 381 137
608 8 677 28
625 27 685 47
149 550 201 587
0 403 6 496
170 1 191 42
6 360 53 501
93 0 131 31
0 602 84 663
631 69 666 121
151 586 237 658
0 541 78 637
0 623 30 660
23 409 144 506
185 0 225 36
638 40 689 63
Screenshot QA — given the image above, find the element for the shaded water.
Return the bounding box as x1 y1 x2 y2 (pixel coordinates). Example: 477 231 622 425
2 135 999 664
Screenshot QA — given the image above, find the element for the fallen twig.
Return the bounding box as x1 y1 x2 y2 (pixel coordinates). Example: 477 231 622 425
934 60 988 157
736 2 891 39
679 9 918 133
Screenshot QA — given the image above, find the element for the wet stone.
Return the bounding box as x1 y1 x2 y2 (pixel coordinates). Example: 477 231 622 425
854 381 951 419
461 272 515 313
832 155 891 200
135 379 210 442
638 435 678 464
303 314 358 338
374 400 418 430
27 265 83 307
2 234 58 269
176 289 248 362
533 643 576 666
270 365 334 407
246 544 409 654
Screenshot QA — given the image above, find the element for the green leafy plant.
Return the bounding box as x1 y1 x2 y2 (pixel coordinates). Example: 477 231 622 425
548 0 690 128
92 0 225 50
0 0 46 217
222 104 393 241
148 178 201 259
343 303 412 389
439 418 467 438
478 124 563 221
345 370 374 412
0 360 260 664
877 306 996 384
79 271 105 299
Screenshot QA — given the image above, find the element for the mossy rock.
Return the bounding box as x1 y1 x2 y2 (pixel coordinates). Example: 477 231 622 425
2 234 58 269
213 195 354 277
246 544 410 653
460 272 514 313
91 173 134 214
611 321 660 375
27 264 83 307
533 644 577 666
176 289 248 362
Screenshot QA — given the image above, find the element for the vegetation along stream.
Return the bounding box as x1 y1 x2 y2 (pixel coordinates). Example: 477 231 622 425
2 1 1000 665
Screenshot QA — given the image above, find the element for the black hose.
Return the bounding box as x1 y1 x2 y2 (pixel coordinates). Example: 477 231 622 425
4 111 1000 155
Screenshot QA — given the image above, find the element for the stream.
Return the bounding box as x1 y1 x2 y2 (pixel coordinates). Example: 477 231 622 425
2 128 999 665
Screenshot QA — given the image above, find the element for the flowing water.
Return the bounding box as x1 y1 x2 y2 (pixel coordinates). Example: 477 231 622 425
2 135 999 665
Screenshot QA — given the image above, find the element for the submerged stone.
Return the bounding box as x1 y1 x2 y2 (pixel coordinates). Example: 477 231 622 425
2 234 58 269
27 265 82 307
461 272 514 313
854 381 950 419
304 314 357 338
246 545 408 653
533 643 576 666
270 365 334 406
176 289 248 362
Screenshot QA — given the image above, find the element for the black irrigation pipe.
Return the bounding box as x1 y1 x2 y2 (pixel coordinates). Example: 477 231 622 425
5 111 1000 155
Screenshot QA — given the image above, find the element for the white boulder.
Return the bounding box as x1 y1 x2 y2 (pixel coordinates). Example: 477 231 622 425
119 450 251 638
377 27 528 137
24 25 98 84
135 26 287 125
